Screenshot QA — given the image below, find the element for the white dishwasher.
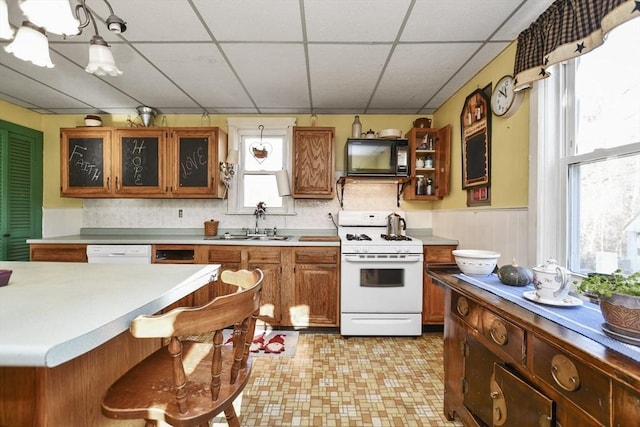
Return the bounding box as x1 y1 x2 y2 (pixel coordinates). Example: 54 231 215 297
86 245 152 264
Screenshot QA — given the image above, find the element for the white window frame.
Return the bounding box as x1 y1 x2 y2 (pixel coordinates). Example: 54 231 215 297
530 59 640 271
226 117 296 215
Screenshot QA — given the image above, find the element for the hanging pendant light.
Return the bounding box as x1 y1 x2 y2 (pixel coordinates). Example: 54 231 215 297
4 21 54 68
19 0 80 36
0 0 14 40
85 34 122 76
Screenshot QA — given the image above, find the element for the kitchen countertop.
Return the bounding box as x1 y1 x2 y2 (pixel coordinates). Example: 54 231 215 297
26 228 459 247
0 262 219 367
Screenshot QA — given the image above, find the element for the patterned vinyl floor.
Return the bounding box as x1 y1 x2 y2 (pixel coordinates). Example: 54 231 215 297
212 332 464 427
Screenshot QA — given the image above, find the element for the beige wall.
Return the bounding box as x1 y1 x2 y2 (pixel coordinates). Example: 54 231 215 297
1 43 528 211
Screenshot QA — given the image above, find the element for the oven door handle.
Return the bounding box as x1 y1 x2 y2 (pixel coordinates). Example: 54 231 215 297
342 254 422 263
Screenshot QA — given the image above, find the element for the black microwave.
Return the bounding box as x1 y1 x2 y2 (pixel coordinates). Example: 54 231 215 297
345 138 409 177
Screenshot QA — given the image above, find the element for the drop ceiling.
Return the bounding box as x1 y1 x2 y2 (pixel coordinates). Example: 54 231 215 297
0 0 553 115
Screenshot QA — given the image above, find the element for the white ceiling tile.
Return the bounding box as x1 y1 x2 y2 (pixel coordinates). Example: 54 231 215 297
372 43 481 110
309 44 393 109
402 0 521 42
193 0 303 42
135 43 253 110
493 1 557 40
221 43 309 110
0 65 90 110
305 0 412 42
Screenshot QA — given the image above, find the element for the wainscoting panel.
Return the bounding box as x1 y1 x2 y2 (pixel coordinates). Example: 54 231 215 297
432 208 529 267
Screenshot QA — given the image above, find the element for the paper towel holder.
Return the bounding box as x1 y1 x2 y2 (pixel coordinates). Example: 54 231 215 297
276 169 291 197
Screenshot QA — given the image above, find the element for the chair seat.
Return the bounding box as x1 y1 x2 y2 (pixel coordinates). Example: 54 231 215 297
102 341 253 426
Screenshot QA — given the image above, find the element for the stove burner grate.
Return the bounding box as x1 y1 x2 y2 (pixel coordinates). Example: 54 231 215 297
380 234 413 241
346 233 372 241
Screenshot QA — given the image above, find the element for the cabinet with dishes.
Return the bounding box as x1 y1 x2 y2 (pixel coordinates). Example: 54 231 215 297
60 127 227 198
403 125 451 200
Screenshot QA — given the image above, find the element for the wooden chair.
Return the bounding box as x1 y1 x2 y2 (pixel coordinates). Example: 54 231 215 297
101 269 264 427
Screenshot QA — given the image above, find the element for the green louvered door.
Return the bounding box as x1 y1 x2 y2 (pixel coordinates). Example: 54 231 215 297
0 120 43 261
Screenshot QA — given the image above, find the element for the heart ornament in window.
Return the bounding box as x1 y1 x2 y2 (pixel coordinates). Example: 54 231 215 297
250 141 272 163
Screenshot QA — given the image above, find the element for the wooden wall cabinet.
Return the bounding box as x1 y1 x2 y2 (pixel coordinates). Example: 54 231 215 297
423 245 457 324
404 125 451 200
60 127 113 197
169 127 227 198
435 271 640 427
60 127 227 198
292 127 335 199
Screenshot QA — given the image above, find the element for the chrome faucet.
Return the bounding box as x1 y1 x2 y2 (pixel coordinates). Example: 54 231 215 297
254 201 267 234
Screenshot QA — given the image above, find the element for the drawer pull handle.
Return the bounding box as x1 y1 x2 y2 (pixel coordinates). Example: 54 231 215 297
551 354 580 391
490 378 506 426
456 296 469 316
489 319 509 346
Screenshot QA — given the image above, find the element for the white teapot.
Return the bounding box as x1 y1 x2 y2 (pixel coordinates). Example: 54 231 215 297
532 259 571 301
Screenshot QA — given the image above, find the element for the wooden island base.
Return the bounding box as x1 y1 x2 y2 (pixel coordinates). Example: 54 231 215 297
0 330 158 427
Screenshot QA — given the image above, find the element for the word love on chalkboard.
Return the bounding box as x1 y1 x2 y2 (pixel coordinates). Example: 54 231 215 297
121 137 159 187
68 138 104 187
179 137 209 187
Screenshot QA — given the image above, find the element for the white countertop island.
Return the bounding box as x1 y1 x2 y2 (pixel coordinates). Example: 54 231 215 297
0 261 219 427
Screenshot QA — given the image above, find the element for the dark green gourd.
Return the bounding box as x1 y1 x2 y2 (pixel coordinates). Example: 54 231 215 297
497 260 533 286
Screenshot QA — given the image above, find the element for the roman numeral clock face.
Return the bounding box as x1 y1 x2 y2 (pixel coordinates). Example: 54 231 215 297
491 75 523 118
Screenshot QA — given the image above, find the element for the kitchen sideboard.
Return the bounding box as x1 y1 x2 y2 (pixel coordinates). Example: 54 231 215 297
430 268 640 427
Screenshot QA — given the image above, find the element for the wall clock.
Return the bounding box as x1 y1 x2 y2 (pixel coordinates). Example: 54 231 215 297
491 75 524 118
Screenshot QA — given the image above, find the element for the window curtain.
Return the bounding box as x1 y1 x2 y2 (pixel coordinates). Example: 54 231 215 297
514 0 640 88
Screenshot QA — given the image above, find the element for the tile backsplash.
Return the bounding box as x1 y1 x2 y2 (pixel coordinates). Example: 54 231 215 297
80 182 402 230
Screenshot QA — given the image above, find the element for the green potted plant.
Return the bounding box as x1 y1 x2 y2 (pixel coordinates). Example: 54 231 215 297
578 270 640 338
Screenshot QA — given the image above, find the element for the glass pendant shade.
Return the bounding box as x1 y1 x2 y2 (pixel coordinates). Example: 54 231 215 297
85 35 122 76
19 0 79 36
4 22 54 68
0 0 13 40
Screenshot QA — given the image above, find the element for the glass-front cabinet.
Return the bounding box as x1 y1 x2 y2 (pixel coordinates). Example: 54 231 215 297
404 125 451 200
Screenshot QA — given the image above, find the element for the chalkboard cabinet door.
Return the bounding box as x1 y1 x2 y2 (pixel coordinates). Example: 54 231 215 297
168 128 227 198
292 126 335 199
404 125 451 200
61 128 113 196
113 129 167 196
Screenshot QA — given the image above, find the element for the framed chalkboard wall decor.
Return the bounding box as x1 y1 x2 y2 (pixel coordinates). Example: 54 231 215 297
460 85 492 195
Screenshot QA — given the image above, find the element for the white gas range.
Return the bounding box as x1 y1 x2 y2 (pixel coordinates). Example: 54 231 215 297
338 210 424 336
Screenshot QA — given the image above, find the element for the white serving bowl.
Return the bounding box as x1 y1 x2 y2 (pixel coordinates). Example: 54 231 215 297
452 249 501 276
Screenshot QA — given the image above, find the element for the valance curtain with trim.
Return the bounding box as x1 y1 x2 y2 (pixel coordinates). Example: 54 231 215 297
514 0 640 88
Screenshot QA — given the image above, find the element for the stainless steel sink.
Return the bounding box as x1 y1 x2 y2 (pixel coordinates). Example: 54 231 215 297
250 235 292 241
203 234 292 241
203 234 251 241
